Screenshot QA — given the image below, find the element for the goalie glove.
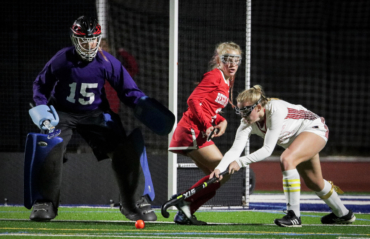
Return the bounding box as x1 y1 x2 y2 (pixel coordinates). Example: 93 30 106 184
29 105 59 131
134 96 175 135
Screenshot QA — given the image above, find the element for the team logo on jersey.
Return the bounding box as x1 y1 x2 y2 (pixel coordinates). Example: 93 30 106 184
215 93 228 107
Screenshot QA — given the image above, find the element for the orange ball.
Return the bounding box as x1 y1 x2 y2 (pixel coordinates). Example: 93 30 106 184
135 219 145 229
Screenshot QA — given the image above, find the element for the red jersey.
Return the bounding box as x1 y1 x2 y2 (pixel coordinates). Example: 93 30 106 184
182 68 229 131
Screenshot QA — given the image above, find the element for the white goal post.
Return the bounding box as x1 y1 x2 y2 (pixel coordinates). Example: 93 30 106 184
168 0 252 207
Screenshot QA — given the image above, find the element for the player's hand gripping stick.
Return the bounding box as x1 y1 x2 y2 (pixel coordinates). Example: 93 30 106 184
207 128 219 141
161 170 229 218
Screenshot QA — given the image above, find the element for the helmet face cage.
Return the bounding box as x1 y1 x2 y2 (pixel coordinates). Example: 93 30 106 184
71 35 102 61
220 54 242 66
235 98 261 117
70 16 102 61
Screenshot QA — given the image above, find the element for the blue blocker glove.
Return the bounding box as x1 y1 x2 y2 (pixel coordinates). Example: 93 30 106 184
134 96 175 135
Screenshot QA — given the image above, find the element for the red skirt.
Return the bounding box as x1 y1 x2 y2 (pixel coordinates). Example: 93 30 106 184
168 118 214 155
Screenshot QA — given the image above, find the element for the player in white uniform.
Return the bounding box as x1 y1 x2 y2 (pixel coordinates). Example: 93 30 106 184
211 85 356 227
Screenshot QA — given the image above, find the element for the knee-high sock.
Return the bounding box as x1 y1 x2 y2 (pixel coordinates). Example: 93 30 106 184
315 179 348 217
282 169 301 217
184 175 221 214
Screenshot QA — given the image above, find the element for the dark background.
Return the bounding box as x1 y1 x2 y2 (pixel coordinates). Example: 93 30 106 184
1 0 369 207
2 0 369 156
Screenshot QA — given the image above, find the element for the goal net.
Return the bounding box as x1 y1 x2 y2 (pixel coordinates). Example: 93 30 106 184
2 0 369 207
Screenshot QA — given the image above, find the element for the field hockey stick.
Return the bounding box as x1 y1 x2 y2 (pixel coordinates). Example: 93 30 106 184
44 121 61 139
207 127 219 141
161 170 229 218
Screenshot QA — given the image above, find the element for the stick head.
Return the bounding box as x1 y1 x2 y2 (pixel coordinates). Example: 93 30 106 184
161 198 177 218
161 195 185 218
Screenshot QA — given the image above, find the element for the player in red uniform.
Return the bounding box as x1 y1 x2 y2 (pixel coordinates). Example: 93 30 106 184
168 42 242 225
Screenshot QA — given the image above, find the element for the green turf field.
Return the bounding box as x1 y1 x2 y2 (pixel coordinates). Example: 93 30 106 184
1 206 369 238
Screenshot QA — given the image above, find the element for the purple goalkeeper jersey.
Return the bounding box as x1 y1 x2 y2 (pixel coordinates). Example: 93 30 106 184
33 46 145 112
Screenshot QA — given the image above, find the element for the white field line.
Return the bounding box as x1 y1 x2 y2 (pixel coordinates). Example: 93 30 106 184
0 234 249 239
249 195 370 205
0 218 369 226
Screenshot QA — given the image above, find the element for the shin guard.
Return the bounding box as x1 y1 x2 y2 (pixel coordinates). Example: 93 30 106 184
282 169 301 217
24 133 63 209
185 175 221 214
316 180 348 217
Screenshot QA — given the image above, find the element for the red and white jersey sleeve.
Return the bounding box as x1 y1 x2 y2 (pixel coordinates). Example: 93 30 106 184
216 100 328 172
185 68 229 130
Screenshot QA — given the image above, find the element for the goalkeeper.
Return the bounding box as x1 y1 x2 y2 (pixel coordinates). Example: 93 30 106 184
26 15 174 222
211 85 356 227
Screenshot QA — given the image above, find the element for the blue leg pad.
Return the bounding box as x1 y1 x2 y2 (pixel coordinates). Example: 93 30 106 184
24 133 63 209
129 128 155 201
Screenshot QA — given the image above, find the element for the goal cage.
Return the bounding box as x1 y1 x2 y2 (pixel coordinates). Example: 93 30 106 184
96 0 252 208
1 0 369 207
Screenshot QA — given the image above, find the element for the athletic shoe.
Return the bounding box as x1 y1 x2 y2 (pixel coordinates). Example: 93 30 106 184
174 210 207 225
321 210 356 224
274 210 302 227
29 201 57 221
120 195 157 221
170 193 207 225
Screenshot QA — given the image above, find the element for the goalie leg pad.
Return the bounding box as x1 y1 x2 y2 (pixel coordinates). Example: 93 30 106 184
129 128 155 201
111 128 156 221
24 133 63 209
134 96 175 135
111 128 155 206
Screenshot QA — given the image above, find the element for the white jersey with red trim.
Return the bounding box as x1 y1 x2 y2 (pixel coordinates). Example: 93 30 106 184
216 99 329 172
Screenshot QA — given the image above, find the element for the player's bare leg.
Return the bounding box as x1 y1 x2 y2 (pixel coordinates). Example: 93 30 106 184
297 153 324 192
275 132 325 227
275 132 354 226
280 132 326 172
295 148 355 223
188 145 231 184
188 144 222 172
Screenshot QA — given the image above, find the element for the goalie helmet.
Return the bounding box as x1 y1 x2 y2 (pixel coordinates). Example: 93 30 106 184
70 16 102 61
